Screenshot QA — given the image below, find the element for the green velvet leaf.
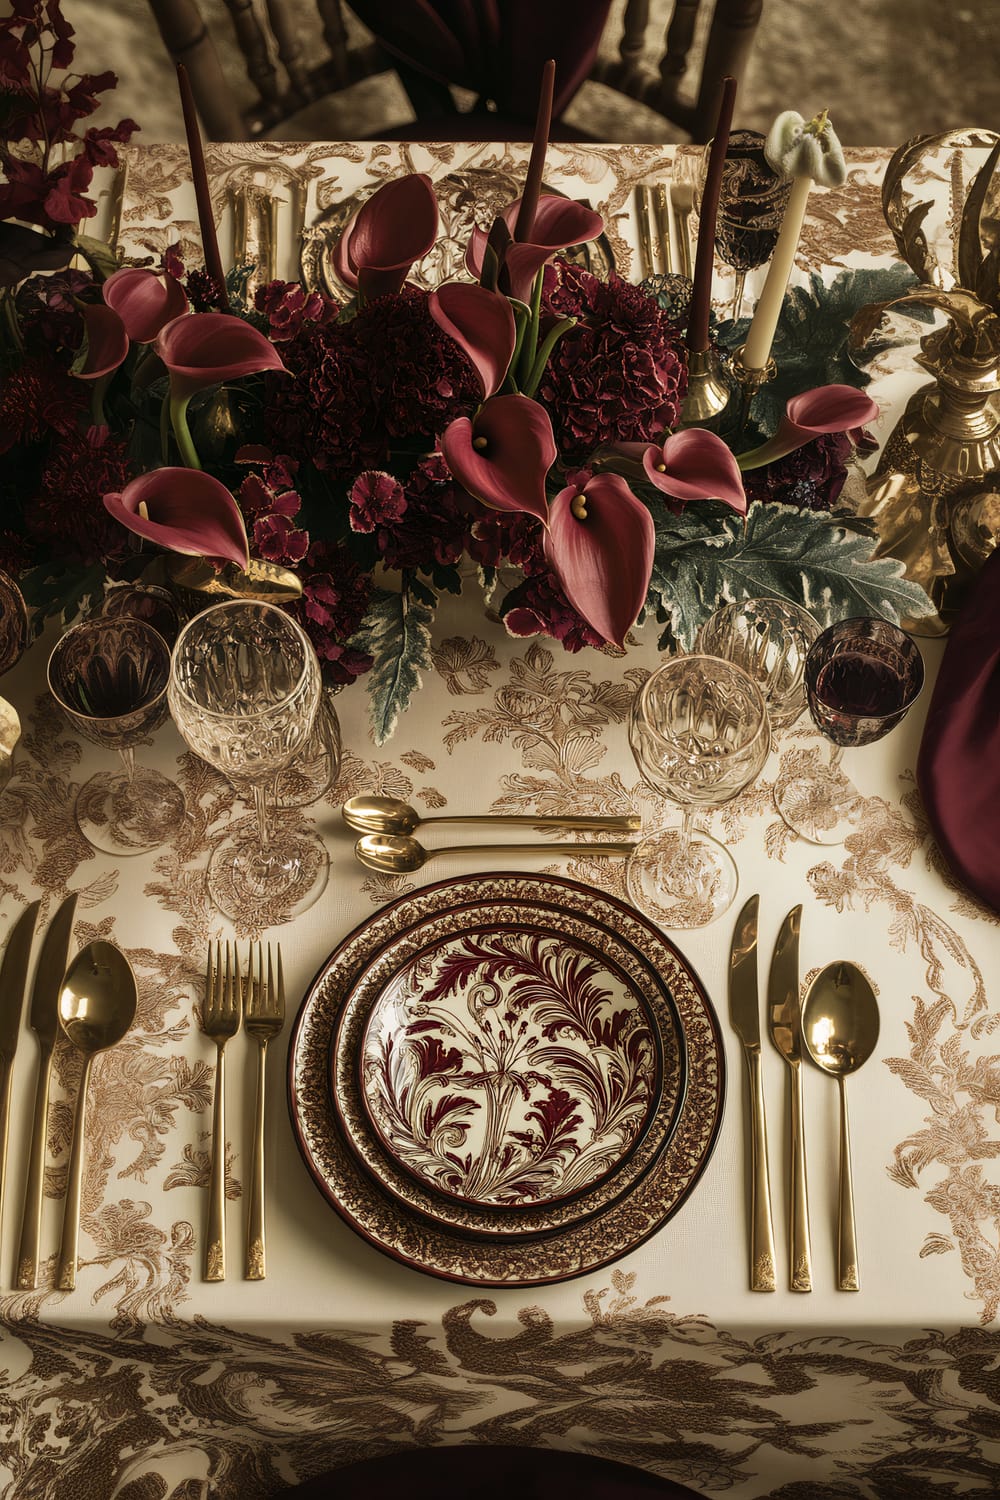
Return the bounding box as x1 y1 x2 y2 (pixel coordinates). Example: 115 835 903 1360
717 263 925 434
351 584 435 746
647 500 937 652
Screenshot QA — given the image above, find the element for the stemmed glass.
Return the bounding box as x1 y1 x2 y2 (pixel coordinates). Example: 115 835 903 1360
696 598 821 734
699 129 793 320
47 616 185 856
168 600 328 924
627 655 770 930
775 617 925 845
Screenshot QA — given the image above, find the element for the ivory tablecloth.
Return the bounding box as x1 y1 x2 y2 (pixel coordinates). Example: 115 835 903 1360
0 143 998 1500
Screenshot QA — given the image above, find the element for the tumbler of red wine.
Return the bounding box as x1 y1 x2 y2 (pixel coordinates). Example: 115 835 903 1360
775 617 924 844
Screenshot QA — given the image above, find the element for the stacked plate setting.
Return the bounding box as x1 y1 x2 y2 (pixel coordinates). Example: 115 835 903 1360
288 872 725 1285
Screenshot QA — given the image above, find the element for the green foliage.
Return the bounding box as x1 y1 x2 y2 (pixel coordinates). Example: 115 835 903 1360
18 560 107 635
646 500 937 652
350 582 435 745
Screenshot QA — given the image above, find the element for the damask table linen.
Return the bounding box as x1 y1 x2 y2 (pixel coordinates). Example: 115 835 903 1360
0 142 998 1500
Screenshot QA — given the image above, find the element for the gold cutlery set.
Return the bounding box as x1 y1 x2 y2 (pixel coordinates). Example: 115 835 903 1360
730 896 879 1294
634 179 695 280
202 940 285 1282
0 895 138 1292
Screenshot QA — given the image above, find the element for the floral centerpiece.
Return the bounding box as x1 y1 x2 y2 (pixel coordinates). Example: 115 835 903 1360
1 4 934 740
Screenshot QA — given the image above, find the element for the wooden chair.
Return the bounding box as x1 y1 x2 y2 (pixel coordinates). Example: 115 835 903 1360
145 0 763 144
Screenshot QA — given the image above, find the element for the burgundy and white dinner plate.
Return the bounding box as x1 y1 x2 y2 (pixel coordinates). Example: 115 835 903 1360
288 872 724 1286
330 902 687 1238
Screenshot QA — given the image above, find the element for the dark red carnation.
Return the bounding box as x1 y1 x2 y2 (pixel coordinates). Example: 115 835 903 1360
288 538 374 686
375 452 477 572
0 353 85 451
254 279 337 340
349 470 406 535
742 431 855 512
27 428 133 568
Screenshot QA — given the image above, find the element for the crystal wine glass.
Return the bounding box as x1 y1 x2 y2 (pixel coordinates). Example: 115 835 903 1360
47 616 185 856
696 598 821 734
627 655 770 930
168 600 328 924
775 616 925 845
699 129 793 320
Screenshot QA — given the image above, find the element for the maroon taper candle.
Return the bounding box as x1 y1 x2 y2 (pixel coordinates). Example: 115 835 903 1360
686 75 738 354
514 58 555 244
176 63 229 307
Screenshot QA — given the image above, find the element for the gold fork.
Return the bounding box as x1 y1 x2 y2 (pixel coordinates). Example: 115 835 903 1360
244 942 285 1280
202 942 242 1281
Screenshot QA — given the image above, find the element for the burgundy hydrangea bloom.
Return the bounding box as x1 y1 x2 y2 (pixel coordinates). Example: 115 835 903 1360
289 538 374 686
538 260 688 463
15 266 91 357
263 319 372 480
254 279 337 341
742 431 856 512
349 470 407 535
0 353 85 451
376 453 477 572
27 428 133 569
0 528 33 578
350 286 480 444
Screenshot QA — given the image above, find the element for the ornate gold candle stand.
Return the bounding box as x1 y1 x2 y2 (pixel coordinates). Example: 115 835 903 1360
852 129 1000 627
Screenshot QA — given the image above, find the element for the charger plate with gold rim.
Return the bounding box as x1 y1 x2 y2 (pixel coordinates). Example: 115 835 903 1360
288 872 724 1286
330 901 686 1239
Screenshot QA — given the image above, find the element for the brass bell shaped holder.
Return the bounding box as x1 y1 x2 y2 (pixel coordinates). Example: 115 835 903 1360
853 129 1000 627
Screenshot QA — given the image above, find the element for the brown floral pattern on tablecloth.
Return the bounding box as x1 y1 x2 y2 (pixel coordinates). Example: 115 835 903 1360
2 1276 1000 1497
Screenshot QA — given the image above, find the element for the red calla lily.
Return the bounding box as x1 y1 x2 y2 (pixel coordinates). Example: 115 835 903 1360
103 266 189 343
428 282 516 398
332 173 439 300
72 303 129 380
440 394 556 522
617 428 747 515
544 471 655 647
156 312 287 399
103 469 249 568
738 385 881 469
466 195 604 303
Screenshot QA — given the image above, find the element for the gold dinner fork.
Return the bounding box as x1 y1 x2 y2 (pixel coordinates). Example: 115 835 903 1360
202 942 242 1281
244 942 285 1280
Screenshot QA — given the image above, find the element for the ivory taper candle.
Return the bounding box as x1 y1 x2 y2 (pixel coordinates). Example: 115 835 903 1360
742 109 845 372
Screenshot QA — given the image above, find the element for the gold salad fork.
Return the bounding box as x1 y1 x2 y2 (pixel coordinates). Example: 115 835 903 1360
243 943 285 1280
202 942 242 1281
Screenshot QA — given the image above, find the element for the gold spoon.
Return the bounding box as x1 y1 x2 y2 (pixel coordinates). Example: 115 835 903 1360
56 941 138 1291
800 960 880 1292
342 793 640 837
355 831 638 875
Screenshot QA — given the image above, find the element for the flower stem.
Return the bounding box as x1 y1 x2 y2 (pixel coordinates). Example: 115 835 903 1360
169 392 202 469
522 315 576 399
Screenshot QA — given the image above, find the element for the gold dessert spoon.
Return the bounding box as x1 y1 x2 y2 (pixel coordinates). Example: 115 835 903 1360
342 794 640 837
56 941 137 1291
355 832 637 875
800 960 880 1292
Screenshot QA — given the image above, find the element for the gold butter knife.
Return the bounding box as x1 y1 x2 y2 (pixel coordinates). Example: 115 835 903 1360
768 904 812 1292
729 894 776 1291
0 900 41 1240
15 892 78 1289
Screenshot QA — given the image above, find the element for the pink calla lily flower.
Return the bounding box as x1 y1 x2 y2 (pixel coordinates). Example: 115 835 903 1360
440 394 556 523
544 471 655 647
72 303 129 380
103 469 250 568
156 311 287 399
428 282 516 398
102 266 189 344
617 428 747 515
466 195 604 303
332 173 439 300
738 385 881 470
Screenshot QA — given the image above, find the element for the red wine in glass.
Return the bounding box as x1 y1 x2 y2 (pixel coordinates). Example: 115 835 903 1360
777 617 924 842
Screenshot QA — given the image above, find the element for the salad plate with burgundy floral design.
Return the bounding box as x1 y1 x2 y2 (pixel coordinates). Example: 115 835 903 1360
289 873 724 1286
330 904 686 1239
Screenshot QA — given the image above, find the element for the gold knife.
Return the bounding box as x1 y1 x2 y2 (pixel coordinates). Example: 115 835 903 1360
15 892 78 1289
0 900 41 1239
729 894 776 1292
635 185 655 278
768 904 812 1291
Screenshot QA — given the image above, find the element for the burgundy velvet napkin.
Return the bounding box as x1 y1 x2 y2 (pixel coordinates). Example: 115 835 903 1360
916 546 1000 913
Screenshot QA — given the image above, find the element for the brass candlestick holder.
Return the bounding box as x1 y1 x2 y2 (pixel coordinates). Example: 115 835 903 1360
728 344 777 443
678 347 733 428
852 128 1000 627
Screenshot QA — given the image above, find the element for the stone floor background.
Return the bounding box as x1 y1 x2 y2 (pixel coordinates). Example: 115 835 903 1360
61 0 999 147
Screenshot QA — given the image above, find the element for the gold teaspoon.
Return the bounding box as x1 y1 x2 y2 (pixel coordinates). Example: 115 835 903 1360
342 794 640 837
800 960 880 1292
355 832 637 875
56 941 137 1291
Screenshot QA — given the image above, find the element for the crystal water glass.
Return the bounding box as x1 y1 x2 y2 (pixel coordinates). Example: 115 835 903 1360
627 654 770 929
168 600 328 924
696 598 821 732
